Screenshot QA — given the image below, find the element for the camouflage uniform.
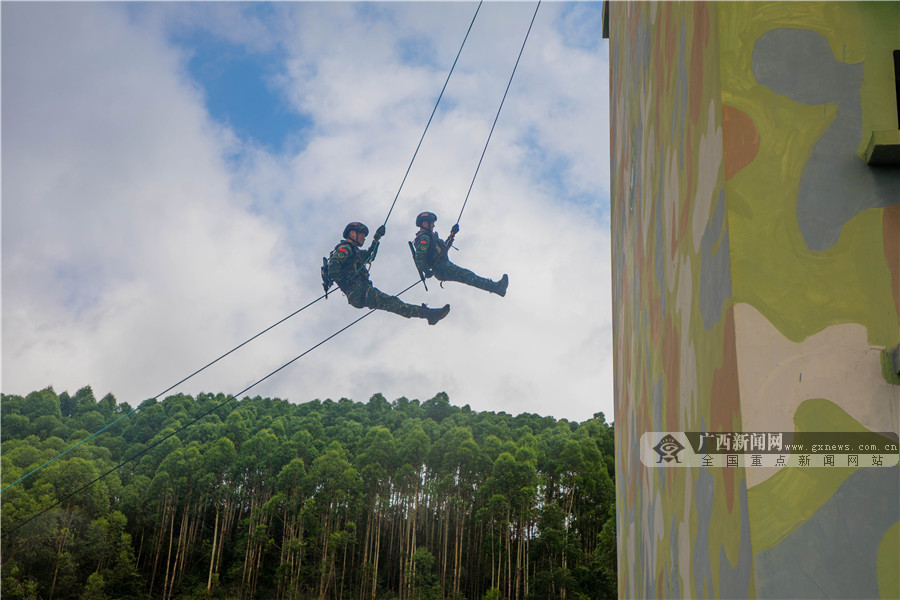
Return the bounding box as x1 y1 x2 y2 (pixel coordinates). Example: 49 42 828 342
328 234 449 324
413 228 507 295
328 239 420 317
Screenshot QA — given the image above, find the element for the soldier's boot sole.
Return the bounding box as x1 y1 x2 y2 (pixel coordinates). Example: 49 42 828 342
494 274 509 297
421 303 450 325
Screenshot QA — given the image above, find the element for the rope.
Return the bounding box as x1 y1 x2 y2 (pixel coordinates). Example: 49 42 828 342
1 292 329 494
3 279 423 537
382 1 483 227
2 1 485 492
2 0 532 529
455 1 540 226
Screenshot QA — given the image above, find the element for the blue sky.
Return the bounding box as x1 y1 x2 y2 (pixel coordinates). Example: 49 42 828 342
173 26 312 154
3 2 612 422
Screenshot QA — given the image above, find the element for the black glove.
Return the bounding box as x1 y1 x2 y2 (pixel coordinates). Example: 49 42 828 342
450 223 459 235
375 225 386 240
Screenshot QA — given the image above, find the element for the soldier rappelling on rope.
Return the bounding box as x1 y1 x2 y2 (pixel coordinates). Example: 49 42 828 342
411 212 508 296
324 222 450 325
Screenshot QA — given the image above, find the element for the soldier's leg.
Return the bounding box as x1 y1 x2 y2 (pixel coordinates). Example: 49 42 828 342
343 282 369 309
433 260 508 296
362 286 417 317
363 286 450 324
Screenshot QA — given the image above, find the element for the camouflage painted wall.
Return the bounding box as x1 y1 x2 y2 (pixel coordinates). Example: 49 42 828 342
609 2 899 598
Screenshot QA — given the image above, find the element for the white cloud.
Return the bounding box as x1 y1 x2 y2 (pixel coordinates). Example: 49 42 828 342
3 3 298 402
2 2 612 423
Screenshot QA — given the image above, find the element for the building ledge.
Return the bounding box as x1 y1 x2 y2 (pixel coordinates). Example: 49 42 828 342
864 130 900 166
602 1 609 39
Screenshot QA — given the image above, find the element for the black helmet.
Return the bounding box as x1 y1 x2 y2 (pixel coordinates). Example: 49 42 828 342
343 222 369 238
416 212 437 227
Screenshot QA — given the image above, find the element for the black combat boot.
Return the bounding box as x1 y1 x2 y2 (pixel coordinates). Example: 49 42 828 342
420 303 450 325
493 274 509 297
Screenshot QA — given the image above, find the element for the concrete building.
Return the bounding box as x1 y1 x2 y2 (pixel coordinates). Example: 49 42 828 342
606 2 899 598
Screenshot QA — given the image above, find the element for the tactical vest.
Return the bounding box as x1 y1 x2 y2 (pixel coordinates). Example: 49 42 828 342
414 229 446 270
329 241 370 288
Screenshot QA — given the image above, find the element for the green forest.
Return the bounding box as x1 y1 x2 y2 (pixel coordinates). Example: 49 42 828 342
1 387 616 600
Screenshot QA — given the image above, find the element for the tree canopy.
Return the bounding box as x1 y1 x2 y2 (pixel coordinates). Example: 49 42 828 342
1 387 616 600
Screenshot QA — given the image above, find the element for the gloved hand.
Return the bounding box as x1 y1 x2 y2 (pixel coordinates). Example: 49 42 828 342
450 223 459 235
375 225 386 240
